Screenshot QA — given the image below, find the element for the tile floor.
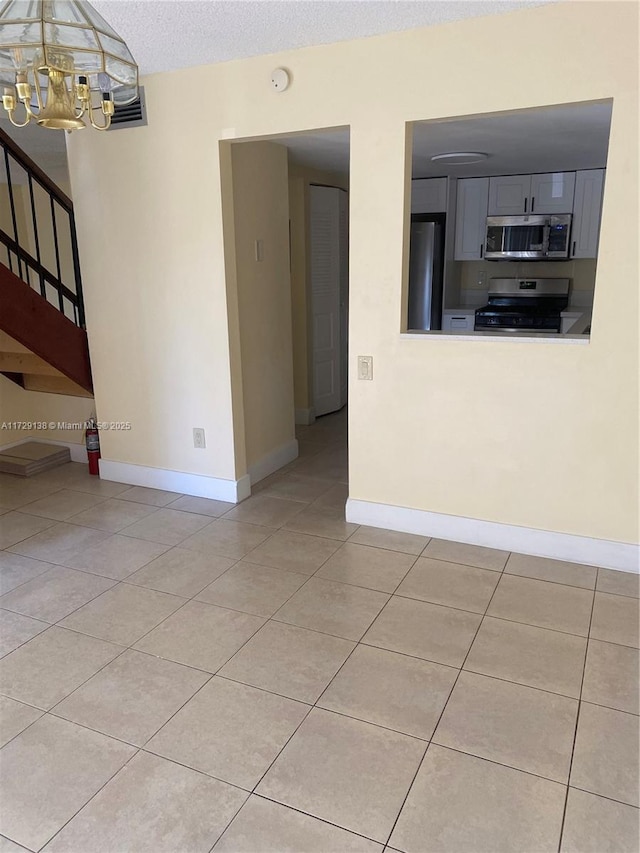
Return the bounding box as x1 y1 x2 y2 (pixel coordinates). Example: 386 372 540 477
0 408 638 852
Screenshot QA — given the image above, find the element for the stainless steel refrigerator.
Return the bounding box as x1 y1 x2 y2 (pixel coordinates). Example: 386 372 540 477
407 213 446 331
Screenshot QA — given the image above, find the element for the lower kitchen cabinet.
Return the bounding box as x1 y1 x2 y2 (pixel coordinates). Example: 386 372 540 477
442 309 475 331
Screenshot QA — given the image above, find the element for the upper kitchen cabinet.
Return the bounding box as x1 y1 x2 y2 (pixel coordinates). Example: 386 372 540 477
454 177 489 261
488 174 530 215
488 172 575 215
530 172 575 214
411 178 448 214
570 169 605 258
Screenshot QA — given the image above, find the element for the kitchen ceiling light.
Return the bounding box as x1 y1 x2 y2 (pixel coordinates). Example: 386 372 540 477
0 0 138 131
431 152 489 164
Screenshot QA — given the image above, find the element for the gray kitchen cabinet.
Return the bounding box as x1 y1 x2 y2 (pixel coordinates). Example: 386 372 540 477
488 174 531 215
530 172 575 213
442 309 476 331
454 177 489 261
411 178 448 214
570 169 605 259
488 172 575 215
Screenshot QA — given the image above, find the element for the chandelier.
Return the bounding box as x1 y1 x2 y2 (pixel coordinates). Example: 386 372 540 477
0 0 138 131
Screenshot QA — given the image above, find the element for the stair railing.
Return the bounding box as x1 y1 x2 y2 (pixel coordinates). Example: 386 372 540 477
0 126 85 328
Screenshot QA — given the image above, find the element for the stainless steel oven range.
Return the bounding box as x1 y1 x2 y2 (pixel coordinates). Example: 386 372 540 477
474 278 570 334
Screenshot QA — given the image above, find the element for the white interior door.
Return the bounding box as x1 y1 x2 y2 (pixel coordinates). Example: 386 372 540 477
310 185 342 417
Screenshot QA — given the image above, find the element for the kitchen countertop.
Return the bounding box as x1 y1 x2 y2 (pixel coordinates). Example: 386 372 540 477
561 308 592 334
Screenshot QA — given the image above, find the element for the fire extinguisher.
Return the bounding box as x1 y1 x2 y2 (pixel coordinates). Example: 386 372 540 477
85 417 100 476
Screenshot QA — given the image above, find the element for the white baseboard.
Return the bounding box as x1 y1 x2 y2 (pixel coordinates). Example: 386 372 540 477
248 439 299 486
99 459 251 503
295 408 316 426
346 498 639 574
0 437 88 464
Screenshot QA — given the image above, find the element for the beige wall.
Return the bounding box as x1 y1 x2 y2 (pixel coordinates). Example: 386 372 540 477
288 162 349 412
227 141 295 471
66 2 638 544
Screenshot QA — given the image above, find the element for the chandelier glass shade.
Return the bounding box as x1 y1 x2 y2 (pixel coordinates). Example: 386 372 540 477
0 0 138 130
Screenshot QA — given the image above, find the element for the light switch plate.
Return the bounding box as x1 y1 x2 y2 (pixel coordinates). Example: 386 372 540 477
193 428 206 449
358 355 373 380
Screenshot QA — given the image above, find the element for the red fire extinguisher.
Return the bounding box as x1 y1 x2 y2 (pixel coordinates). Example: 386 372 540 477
85 417 100 476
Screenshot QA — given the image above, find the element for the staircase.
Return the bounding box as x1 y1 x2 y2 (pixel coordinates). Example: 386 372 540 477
0 126 92 398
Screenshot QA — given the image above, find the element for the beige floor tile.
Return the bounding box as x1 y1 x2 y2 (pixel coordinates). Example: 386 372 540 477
308 483 350 517
117 486 182 506
245 529 341 576
318 645 457 739
488 574 593 636
0 835 31 852
0 715 135 851
390 744 566 853
120 507 212 546
0 477 62 511
275 577 389 641
0 696 43 748
0 553 54 594
505 553 597 589
54 648 209 745
60 583 185 645
19 489 106 521
0 626 122 709
197 562 308 617
147 677 309 790
590 592 639 648
62 534 170 580
434 671 578 782
596 568 640 599
560 787 640 852
347 526 430 556
570 702 639 806
0 566 115 623
180 519 272 559
0 511 57 549
8 521 110 564
257 707 424 843
127 548 235 597
464 617 587 698
258 474 333 503
135 601 264 672
293 455 349 484
222 495 306 528
582 639 639 714
69 498 160 532
214 795 383 853
422 538 508 571
284 509 358 541
363 596 481 667
220 621 355 703
44 751 247 853
0 610 48 657
34 465 129 498
165 494 234 517
397 557 499 614
317 544 415 593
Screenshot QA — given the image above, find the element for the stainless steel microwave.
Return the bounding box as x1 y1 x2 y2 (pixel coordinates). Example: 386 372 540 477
485 214 572 260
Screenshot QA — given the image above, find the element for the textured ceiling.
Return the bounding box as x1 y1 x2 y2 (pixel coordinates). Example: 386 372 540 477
1 0 552 176
90 1 547 76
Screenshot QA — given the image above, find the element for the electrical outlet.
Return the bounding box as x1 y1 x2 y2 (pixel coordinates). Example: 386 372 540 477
357 355 373 380
193 428 206 449
477 270 487 287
